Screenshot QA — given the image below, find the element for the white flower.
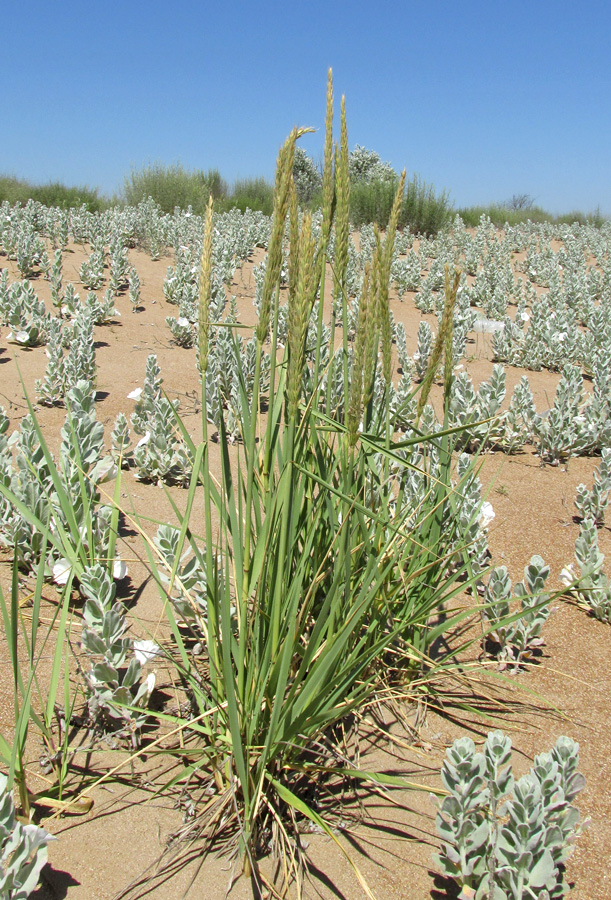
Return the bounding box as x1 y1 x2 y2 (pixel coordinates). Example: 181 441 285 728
177 317 190 327
520 311 530 322
113 559 128 580
560 563 577 587
479 501 495 529
133 640 162 665
136 431 151 448
127 388 142 400
91 456 117 484
53 559 72 585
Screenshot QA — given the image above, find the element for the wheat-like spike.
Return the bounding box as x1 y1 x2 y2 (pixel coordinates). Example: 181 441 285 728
256 130 298 344
333 95 350 300
286 212 315 420
416 262 460 420
443 265 461 404
288 178 300 307
197 195 214 375
376 170 406 385
348 265 371 445
321 68 335 247
363 240 381 411
382 170 406 278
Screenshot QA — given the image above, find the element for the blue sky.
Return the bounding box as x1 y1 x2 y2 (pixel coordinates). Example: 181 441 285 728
3 0 610 214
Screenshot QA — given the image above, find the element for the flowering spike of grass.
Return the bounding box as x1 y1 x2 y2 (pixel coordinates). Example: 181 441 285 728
287 177 300 306
443 265 461 406
321 67 335 248
286 212 315 421
197 195 214 377
417 264 461 421
256 129 299 344
347 264 371 445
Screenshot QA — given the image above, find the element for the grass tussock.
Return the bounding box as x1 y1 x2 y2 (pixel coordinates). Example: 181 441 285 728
122 162 227 215
327 173 453 236
457 202 607 228
130 74 492 897
0 174 108 212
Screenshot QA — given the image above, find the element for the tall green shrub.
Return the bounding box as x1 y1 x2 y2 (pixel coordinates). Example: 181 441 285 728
122 162 226 215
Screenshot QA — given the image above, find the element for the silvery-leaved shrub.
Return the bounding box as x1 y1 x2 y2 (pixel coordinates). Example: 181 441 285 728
414 320 433 381
3 281 49 347
0 382 118 576
574 448 611 526
482 556 551 672
108 239 129 294
536 366 594 463
130 354 194 485
79 245 106 290
0 773 55 899
433 731 585 899
449 365 507 452
110 412 132 468
80 564 156 747
561 518 611 623
166 315 196 347
128 265 141 312
503 376 540 449
448 454 492 577
154 525 208 628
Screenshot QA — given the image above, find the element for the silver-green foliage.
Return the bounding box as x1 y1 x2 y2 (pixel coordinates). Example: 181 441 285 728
0 772 54 899
434 731 585 899
0 382 117 575
482 556 551 672
80 564 155 747
110 413 132 468
415 320 433 381
128 266 141 312
562 518 611 623
2 281 49 347
154 525 207 628
131 355 193 484
450 365 507 452
36 309 97 406
574 448 611 525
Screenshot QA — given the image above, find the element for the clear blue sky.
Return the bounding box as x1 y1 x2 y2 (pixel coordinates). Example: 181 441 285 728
3 0 610 214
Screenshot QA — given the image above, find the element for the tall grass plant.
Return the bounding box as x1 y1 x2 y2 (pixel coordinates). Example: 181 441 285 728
133 74 492 896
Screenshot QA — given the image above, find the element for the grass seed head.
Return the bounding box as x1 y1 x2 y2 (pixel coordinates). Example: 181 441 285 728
333 95 350 301
321 68 335 248
197 194 214 374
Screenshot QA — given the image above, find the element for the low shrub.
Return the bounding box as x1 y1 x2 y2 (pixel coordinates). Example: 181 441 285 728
222 175 275 215
457 202 607 228
0 174 107 212
350 174 452 235
122 162 226 215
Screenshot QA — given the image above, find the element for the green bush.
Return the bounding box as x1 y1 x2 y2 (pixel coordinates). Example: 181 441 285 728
122 162 226 215
349 178 399 229
0 174 107 212
349 174 453 235
457 202 607 228
222 176 275 216
400 175 453 235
